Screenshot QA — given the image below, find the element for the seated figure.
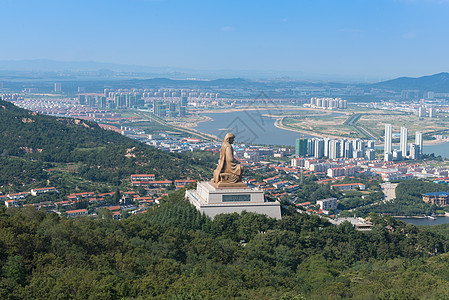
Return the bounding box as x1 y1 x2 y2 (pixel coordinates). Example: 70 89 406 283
213 132 244 186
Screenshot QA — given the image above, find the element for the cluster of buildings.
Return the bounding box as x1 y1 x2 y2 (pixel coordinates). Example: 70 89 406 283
417 106 438 118
10 98 126 122
1 187 58 208
77 88 222 115
383 124 423 161
130 173 195 188
0 93 23 102
290 154 449 182
1 183 169 218
1 170 201 216
307 97 348 109
295 137 376 160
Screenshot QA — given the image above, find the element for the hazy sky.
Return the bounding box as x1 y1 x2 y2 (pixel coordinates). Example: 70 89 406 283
2 0 449 79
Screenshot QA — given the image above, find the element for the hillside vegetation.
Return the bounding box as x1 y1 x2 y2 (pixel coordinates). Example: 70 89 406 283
2 189 449 299
0 99 213 191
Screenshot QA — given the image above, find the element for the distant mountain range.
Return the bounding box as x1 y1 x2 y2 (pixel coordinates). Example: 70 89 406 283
1 59 449 92
369 72 449 93
0 59 369 81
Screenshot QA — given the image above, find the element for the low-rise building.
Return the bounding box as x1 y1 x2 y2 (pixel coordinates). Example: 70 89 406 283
66 209 88 217
31 187 58 196
7 192 28 200
131 174 156 181
5 199 18 208
174 179 196 187
316 197 338 210
423 192 449 206
331 183 366 191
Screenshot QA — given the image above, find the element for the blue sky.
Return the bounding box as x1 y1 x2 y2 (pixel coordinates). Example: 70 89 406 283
2 0 449 80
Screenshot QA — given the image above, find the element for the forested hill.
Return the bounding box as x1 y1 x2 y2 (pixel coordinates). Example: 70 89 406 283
2 189 449 298
0 99 213 187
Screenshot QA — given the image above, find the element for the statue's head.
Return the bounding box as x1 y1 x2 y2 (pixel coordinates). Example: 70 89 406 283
224 132 235 144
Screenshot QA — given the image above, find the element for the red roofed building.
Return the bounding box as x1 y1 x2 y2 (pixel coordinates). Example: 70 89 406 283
55 200 71 207
67 192 95 200
331 183 366 191
131 174 155 181
98 192 115 197
66 209 88 217
106 206 121 211
174 179 196 187
112 211 121 220
5 199 18 208
152 180 172 187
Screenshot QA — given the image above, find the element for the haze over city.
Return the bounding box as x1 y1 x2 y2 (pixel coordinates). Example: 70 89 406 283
2 0 449 81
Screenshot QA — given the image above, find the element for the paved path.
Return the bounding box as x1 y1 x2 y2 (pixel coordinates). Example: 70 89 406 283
381 182 398 203
348 182 398 211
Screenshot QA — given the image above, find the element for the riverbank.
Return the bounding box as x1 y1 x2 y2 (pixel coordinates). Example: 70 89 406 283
274 117 344 139
189 109 449 157
200 105 326 114
182 115 213 128
394 215 429 219
423 138 449 146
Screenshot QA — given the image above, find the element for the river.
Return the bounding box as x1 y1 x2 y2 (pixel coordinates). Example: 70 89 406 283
195 109 317 146
195 109 449 158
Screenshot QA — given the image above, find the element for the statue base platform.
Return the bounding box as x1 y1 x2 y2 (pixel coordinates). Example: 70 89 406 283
211 180 247 188
186 181 281 219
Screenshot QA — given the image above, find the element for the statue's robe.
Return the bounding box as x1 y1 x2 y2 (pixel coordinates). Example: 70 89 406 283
213 141 242 183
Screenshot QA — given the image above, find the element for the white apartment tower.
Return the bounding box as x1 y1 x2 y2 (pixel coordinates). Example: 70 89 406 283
418 106 426 118
384 124 393 155
400 126 408 157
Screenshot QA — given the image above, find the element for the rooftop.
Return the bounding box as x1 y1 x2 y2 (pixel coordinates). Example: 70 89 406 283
423 192 449 197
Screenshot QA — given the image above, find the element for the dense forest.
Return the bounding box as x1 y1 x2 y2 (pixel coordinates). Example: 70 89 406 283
0 99 214 190
2 189 449 299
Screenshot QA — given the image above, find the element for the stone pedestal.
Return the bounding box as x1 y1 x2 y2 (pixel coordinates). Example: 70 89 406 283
186 181 281 219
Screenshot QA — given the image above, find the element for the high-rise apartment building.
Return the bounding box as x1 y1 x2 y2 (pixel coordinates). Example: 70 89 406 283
366 149 376 160
295 138 308 157
314 139 325 159
400 126 408 157
410 144 419 160
418 106 426 118
384 124 392 156
54 83 62 93
323 137 330 157
415 131 423 158
393 149 402 161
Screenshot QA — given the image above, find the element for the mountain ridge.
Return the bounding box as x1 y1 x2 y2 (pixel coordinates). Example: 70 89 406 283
369 72 449 92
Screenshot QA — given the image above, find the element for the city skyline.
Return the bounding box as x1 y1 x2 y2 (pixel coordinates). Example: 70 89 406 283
2 0 449 80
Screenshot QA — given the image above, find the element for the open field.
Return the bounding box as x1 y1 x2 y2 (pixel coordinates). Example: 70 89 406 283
279 106 449 141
